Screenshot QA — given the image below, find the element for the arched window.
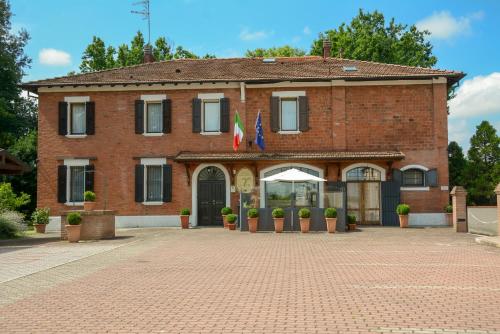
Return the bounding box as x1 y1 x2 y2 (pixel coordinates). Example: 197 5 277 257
402 168 425 187
346 167 381 181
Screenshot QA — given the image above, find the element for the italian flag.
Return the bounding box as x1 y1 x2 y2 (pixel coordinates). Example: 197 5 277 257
233 111 244 151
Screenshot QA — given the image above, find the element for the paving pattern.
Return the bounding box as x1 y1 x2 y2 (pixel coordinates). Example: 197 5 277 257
0 227 499 333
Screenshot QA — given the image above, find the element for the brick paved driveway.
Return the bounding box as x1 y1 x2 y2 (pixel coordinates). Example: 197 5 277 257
1 227 499 334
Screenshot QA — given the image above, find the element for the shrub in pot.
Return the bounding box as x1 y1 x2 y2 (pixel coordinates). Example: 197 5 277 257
347 214 357 231
396 204 410 228
247 208 259 233
179 208 190 229
66 212 82 243
32 208 50 234
444 204 453 226
298 208 311 233
226 213 237 231
324 208 337 233
83 191 96 211
272 208 284 233
221 207 232 228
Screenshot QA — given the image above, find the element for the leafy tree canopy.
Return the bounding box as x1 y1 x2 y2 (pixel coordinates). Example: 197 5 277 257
448 141 467 191
245 45 306 58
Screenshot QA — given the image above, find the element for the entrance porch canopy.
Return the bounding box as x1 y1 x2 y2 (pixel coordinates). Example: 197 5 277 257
0 149 31 175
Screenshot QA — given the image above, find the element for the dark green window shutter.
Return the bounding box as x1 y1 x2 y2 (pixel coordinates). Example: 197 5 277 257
192 98 201 133
58 102 68 135
381 181 401 226
162 99 172 134
162 164 172 202
135 164 144 202
86 101 95 135
57 165 67 203
425 169 438 187
270 96 279 132
298 96 309 132
391 169 402 184
135 100 144 134
220 98 230 132
85 164 94 192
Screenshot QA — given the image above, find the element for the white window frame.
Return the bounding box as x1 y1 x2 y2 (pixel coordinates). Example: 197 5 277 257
141 158 166 205
400 164 429 191
141 94 166 136
272 91 305 134
64 158 89 206
198 93 223 135
64 96 89 138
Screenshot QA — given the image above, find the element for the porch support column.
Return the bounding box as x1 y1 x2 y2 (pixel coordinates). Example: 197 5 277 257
450 186 467 233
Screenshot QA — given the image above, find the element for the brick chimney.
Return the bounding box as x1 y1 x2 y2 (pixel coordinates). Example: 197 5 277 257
143 44 154 63
322 38 331 59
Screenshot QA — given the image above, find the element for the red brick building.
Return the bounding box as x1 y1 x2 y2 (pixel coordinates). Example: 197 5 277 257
23 49 464 231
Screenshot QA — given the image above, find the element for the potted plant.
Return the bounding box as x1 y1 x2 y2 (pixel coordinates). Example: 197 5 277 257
179 208 190 229
347 214 357 231
66 212 82 243
298 208 311 233
444 204 453 226
272 208 284 233
83 191 96 211
32 208 50 233
221 207 232 228
324 208 337 233
247 208 259 233
396 204 410 228
226 213 237 230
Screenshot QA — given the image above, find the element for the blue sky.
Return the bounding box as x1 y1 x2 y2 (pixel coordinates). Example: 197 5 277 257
10 0 500 150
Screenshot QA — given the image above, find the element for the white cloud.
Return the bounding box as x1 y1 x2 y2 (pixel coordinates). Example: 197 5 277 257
448 119 471 148
416 11 483 40
39 48 71 66
303 26 311 35
449 72 500 118
239 28 273 41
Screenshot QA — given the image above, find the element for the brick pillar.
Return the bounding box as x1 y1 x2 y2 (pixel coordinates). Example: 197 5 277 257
495 183 500 236
450 186 467 233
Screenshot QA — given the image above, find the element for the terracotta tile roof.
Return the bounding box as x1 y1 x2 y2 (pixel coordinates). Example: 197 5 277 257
22 57 464 89
174 151 405 162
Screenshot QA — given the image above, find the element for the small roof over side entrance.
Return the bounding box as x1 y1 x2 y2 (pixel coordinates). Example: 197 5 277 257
0 149 31 175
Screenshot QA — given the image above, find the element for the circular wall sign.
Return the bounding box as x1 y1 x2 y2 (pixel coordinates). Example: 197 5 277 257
235 168 255 193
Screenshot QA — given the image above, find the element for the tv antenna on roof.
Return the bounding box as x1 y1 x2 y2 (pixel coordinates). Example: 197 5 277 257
131 0 151 45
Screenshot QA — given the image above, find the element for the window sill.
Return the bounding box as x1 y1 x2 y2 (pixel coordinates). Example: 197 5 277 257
143 133 164 137
65 202 84 206
200 131 222 136
142 201 164 206
400 186 430 192
278 130 301 135
65 134 87 139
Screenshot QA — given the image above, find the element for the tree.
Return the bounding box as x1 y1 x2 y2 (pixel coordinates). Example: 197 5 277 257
310 9 437 68
245 46 306 58
173 46 198 59
448 141 466 190
464 121 500 205
80 36 107 72
153 37 172 61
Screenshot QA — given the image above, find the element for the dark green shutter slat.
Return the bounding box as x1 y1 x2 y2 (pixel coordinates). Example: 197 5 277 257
57 165 67 203
426 169 438 187
86 101 95 135
220 98 230 132
270 96 279 132
192 98 201 133
85 164 94 192
391 169 402 184
298 96 309 132
162 164 172 202
58 102 68 135
135 100 144 134
162 99 172 134
135 164 144 202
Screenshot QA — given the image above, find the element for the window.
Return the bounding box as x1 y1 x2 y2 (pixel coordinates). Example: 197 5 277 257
203 100 220 132
402 169 425 187
281 98 298 131
145 165 163 201
346 167 381 181
146 102 162 133
61 158 90 205
70 103 86 135
69 166 85 202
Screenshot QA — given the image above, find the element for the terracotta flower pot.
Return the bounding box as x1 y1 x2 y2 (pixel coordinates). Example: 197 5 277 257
66 225 81 243
399 214 409 228
446 213 453 226
248 217 258 233
34 224 46 234
348 223 357 231
299 218 310 233
180 215 190 229
273 218 284 233
83 201 96 211
222 215 228 228
227 223 236 230
325 218 337 233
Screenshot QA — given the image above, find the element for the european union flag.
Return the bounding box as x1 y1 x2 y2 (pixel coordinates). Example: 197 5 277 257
255 111 265 151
